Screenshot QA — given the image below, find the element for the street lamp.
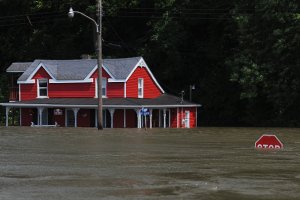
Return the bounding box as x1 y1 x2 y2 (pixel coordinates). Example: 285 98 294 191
68 2 103 130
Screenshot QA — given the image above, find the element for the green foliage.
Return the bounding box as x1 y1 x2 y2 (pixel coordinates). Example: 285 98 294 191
0 0 299 126
228 0 300 125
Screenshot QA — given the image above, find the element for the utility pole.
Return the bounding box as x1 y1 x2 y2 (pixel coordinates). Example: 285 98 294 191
68 2 103 130
97 0 103 130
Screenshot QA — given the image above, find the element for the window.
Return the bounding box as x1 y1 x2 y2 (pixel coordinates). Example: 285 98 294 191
38 79 48 98
102 78 107 97
138 78 144 98
95 78 107 97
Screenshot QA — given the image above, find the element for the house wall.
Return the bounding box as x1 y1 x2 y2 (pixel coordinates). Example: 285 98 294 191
20 84 37 100
53 109 65 127
32 67 52 79
176 107 197 128
170 108 178 128
49 83 95 98
20 64 163 100
126 109 137 128
113 109 124 128
126 66 162 98
21 108 34 126
107 83 124 98
151 109 159 127
91 68 124 98
20 66 126 99
77 109 91 127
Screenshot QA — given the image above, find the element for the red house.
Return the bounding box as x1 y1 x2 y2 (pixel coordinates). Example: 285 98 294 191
1 57 200 128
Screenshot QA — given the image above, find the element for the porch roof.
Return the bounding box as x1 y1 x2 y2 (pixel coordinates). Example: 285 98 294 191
1 94 201 108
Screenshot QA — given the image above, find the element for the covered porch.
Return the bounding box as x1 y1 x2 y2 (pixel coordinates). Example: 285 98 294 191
1 94 200 128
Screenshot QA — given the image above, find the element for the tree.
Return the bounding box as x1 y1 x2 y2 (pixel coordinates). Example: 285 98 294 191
229 0 300 125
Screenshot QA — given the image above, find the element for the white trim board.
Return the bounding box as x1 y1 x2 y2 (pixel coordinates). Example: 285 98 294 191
87 64 115 80
27 63 56 82
125 58 165 94
0 103 201 108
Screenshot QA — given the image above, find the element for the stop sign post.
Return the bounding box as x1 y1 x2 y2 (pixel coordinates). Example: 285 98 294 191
255 134 283 149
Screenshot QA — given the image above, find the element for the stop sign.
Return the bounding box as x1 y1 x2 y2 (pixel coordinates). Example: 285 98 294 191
255 134 283 149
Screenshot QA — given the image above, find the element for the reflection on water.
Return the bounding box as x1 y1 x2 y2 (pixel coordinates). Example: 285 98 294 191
0 127 299 200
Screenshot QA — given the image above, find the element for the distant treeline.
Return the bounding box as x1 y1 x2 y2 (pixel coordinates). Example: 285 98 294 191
0 0 299 126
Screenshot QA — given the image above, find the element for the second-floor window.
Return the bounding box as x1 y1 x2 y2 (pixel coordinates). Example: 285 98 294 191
95 78 107 97
37 79 48 98
102 78 107 97
138 78 144 98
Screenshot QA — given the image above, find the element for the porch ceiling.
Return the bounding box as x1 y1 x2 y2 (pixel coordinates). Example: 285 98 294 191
0 94 201 108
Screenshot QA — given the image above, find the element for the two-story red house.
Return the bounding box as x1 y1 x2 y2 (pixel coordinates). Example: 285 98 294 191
1 57 200 128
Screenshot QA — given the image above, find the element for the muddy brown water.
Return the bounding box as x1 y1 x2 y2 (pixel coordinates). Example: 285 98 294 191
0 127 299 200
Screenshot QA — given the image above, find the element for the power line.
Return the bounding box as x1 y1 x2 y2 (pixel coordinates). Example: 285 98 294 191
0 11 65 20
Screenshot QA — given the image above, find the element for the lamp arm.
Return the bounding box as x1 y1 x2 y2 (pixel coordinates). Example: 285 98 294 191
73 11 99 33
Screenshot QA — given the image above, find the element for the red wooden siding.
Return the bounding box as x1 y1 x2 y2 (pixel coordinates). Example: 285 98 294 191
126 109 137 128
107 83 124 98
92 68 124 98
113 109 124 128
77 109 91 127
53 109 65 127
126 66 162 98
176 107 197 128
21 108 34 126
20 67 124 99
32 67 52 79
49 83 95 98
91 68 111 79
20 67 51 100
170 108 178 128
20 83 37 100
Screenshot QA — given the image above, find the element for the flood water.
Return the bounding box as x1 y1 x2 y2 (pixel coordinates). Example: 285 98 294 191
0 127 299 200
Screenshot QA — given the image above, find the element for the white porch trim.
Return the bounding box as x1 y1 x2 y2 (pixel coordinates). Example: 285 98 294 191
149 109 153 129
123 109 126 128
109 109 115 128
5 107 10 127
163 109 166 128
72 108 80 128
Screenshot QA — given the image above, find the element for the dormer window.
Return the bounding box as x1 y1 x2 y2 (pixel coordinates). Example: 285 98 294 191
138 78 144 98
95 78 107 98
37 79 48 98
102 78 107 97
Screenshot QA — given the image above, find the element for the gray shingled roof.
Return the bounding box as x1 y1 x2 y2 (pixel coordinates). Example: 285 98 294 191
104 57 141 79
6 62 32 72
15 57 142 82
1 94 201 108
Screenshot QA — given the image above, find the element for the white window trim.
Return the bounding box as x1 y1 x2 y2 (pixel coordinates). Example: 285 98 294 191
138 78 144 98
95 78 107 98
124 82 127 98
37 79 48 98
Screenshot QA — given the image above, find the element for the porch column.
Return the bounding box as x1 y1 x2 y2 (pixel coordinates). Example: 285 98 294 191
158 109 161 127
149 109 153 128
135 108 141 128
163 109 167 128
72 108 80 128
123 109 126 128
5 107 10 127
37 107 44 126
20 108 22 126
109 109 115 128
